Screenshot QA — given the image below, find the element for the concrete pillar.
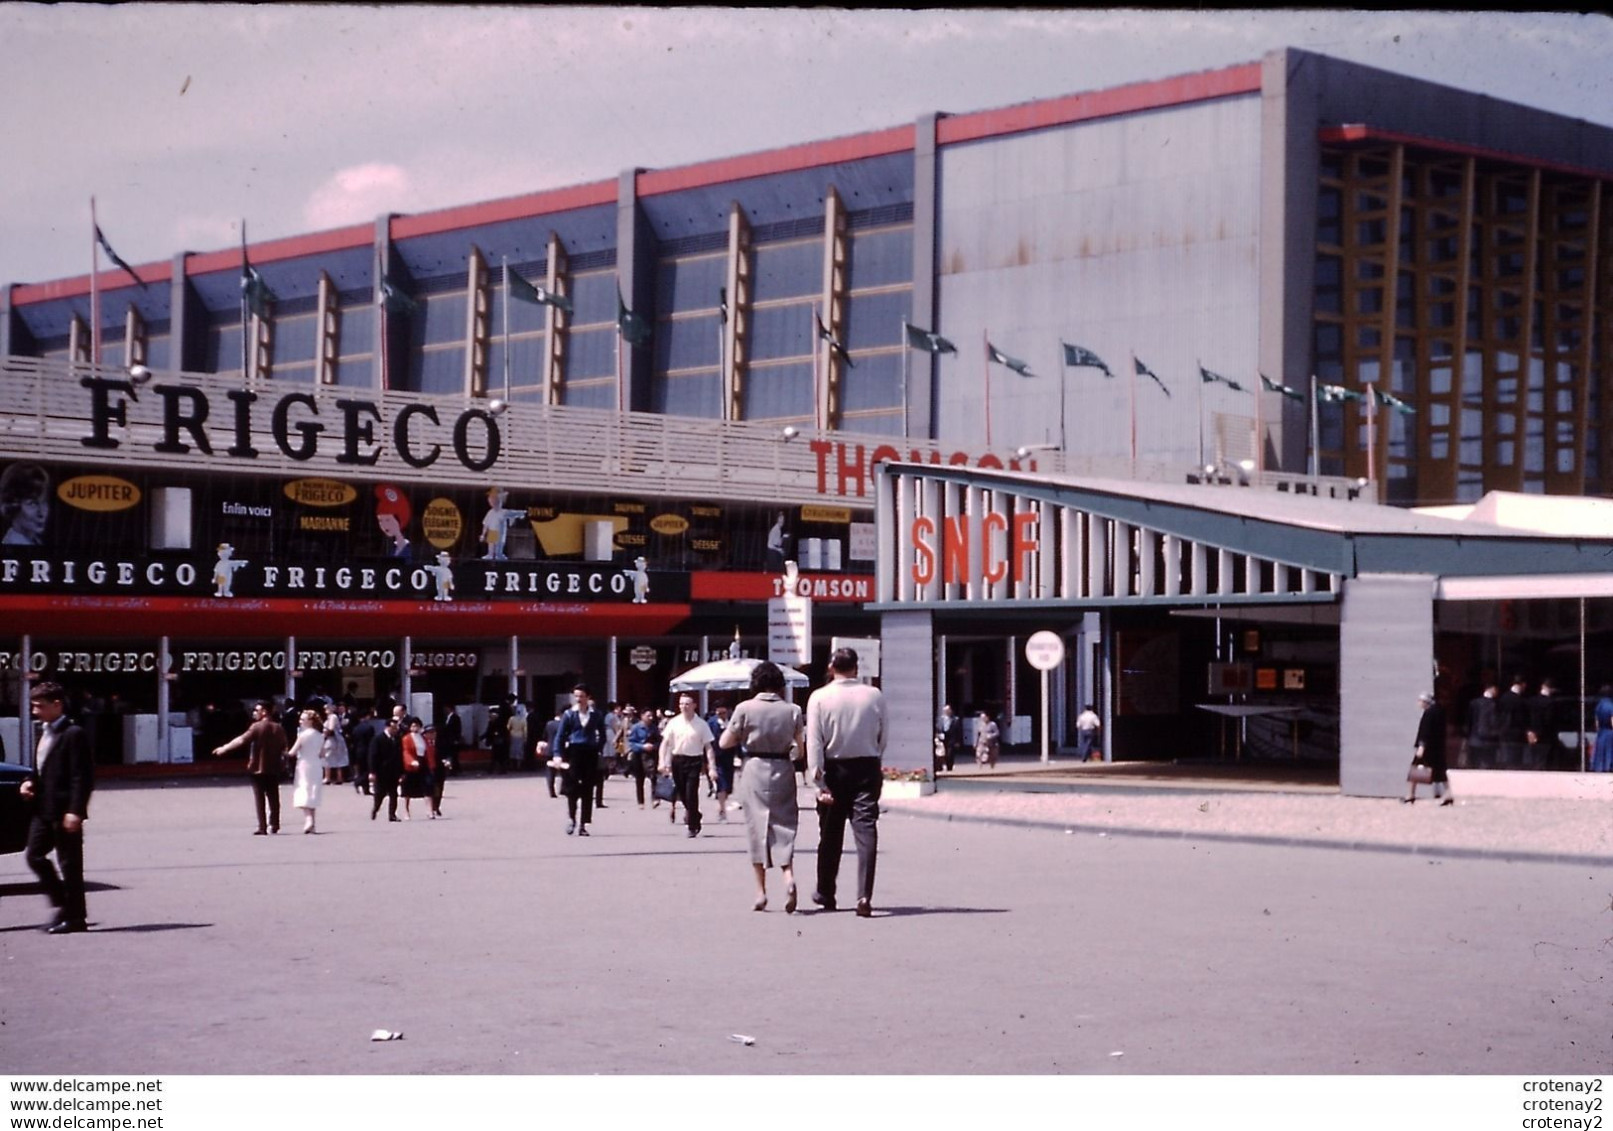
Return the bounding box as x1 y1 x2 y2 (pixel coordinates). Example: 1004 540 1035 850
1339 574 1435 797
879 610 935 774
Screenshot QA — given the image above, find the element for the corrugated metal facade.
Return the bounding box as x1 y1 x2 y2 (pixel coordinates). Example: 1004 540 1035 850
934 96 1264 465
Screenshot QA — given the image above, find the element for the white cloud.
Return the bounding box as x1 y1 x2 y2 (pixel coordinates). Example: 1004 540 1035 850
303 164 414 230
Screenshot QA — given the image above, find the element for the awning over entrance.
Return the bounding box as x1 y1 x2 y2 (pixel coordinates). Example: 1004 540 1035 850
0 594 692 640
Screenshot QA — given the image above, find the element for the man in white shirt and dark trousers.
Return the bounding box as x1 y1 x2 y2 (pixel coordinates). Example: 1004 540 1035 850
805 648 887 918
659 694 715 838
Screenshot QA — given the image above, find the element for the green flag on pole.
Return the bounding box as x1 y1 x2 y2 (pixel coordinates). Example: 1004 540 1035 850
1198 365 1247 393
1318 383 1363 403
986 342 1032 377
904 322 957 355
380 275 419 315
816 313 854 368
1061 342 1112 376
1260 373 1305 401
1134 357 1170 397
618 290 652 346
96 224 149 291
509 267 573 315
1373 387 1416 414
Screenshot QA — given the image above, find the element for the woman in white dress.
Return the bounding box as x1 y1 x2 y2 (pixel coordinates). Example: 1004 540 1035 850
322 703 351 785
289 708 327 833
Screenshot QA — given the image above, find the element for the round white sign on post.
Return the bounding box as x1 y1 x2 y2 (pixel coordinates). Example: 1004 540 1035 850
1024 630 1065 671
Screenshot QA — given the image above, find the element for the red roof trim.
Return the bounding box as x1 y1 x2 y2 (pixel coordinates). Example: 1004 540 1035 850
1320 124 1613 182
13 261 176 305
938 63 1263 146
637 126 915 196
391 180 618 240
185 223 375 277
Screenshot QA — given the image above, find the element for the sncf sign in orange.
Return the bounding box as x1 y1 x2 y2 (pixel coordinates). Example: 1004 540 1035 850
909 511 1041 587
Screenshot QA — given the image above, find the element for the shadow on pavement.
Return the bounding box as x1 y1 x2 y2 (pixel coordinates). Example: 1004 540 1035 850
0 880 122 897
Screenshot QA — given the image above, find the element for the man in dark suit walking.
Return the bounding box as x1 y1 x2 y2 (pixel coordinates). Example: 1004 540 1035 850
369 715 403 822
556 684 607 836
20 681 95 934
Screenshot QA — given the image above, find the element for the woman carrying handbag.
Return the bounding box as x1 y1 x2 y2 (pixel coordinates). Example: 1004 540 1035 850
1404 691 1454 806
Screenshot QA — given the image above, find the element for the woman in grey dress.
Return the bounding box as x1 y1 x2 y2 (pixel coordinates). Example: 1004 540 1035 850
719 662 804 912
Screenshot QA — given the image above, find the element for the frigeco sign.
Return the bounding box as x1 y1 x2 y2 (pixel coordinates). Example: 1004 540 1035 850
0 551 690 605
79 377 503 474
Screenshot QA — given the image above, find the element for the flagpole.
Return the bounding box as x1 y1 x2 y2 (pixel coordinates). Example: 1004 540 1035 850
501 257 511 402
1366 381 1378 493
1308 375 1320 478
1195 358 1205 470
983 329 992 449
90 198 102 368
240 220 251 384
900 320 909 439
1254 367 1265 474
1127 351 1138 477
1059 355 1068 453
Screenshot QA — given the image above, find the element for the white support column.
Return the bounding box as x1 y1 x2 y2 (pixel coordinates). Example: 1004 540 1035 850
1037 501 1056 601
896 472 916 603
509 636 520 699
1217 548 1234 596
876 467 897 603
1061 506 1081 600
920 476 942 603
1086 516 1106 599
1112 522 1132 599
1162 535 1182 598
945 481 964 603
1191 541 1208 597
966 485 986 603
286 636 297 703
1137 528 1157 598
157 636 171 752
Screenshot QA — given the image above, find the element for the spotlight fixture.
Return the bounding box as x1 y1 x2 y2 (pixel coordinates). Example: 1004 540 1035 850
780 425 800 442
487 398 509 417
128 363 153 386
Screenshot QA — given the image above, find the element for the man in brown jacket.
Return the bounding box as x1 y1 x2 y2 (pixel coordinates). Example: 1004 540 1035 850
212 700 288 835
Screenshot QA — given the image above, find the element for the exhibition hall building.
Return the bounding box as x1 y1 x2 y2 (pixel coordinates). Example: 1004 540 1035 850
4 48 1611 791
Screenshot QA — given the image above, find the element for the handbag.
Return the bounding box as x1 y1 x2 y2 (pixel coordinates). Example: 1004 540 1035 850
1406 759 1433 785
652 774 676 803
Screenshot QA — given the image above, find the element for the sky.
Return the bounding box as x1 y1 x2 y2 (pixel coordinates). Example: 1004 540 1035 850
2 6 1611 287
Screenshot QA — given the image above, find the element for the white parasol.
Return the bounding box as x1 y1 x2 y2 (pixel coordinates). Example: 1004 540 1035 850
667 657 812 693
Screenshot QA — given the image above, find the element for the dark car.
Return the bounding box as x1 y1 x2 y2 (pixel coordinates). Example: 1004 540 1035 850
0 760 30 855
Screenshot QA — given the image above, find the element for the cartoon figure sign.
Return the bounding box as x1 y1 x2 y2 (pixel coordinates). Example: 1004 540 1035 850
428 551 455 602
480 486 525 561
626 556 650 604
213 543 248 598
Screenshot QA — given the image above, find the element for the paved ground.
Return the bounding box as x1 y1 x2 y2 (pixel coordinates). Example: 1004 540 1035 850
2 767 1609 1075
898 759 1613 865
